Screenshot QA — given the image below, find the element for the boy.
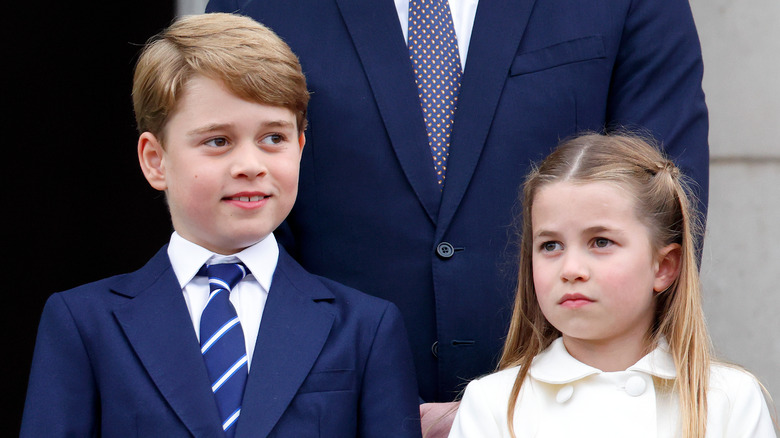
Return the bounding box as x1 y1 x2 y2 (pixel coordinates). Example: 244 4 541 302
21 13 421 438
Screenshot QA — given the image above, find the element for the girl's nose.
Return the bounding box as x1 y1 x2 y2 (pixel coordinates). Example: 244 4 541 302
560 250 589 283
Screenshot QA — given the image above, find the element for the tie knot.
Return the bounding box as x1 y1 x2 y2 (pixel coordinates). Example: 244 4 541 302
199 262 250 293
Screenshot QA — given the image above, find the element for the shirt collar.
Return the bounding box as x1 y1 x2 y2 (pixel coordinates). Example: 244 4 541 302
167 232 279 293
529 337 677 384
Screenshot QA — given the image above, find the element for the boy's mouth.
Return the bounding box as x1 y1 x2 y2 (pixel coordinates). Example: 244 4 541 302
228 195 267 202
225 192 271 202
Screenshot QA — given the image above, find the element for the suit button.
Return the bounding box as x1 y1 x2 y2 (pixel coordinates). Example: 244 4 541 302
436 242 455 259
431 341 439 358
625 375 647 397
556 385 574 403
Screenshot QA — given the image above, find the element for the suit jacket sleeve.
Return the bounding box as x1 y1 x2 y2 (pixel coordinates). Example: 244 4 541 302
608 0 710 217
358 302 422 438
21 293 99 437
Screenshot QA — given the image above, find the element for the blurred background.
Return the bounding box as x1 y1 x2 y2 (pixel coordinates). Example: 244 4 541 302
8 0 778 435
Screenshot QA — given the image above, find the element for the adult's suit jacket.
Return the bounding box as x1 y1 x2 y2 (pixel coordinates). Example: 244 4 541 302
21 246 421 438
206 0 710 402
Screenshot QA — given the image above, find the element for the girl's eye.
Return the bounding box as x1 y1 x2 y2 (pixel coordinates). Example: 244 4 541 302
542 241 563 252
593 238 612 248
204 137 228 147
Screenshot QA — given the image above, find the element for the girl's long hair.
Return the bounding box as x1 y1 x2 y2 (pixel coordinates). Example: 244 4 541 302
500 132 710 437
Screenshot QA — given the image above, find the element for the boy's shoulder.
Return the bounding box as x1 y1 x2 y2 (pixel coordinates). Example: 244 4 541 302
46 245 174 306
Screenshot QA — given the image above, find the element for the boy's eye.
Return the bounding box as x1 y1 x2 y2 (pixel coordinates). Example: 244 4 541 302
261 134 284 145
541 241 563 252
593 238 612 248
204 137 228 147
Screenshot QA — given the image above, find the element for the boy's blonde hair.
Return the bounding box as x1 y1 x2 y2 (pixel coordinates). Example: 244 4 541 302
132 13 309 141
500 133 711 437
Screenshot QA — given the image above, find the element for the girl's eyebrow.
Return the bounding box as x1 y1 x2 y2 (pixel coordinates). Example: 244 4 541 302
584 225 612 234
534 225 623 239
533 230 560 240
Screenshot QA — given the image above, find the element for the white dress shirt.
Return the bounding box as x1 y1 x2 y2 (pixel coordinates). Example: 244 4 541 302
395 0 479 71
450 337 777 437
167 232 278 370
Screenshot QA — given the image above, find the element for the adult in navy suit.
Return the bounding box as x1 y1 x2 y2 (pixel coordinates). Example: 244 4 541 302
21 13 421 438
206 0 709 407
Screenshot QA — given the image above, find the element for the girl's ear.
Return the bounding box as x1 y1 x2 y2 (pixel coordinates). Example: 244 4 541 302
654 243 682 293
138 132 167 191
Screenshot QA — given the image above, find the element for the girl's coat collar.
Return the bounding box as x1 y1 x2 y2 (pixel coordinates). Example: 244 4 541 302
529 337 677 384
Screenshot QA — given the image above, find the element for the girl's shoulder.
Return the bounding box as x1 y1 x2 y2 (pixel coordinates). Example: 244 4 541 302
709 362 764 392
707 362 772 406
467 366 524 394
707 362 777 436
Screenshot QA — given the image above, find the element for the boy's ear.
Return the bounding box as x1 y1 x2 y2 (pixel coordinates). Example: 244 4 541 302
138 132 167 191
298 131 306 153
654 243 682 293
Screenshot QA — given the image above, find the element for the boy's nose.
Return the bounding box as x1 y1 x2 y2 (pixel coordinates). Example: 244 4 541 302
230 143 267 179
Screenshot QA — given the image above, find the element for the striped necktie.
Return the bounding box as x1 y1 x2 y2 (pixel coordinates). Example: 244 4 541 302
408 0 463 186
198 262 250 438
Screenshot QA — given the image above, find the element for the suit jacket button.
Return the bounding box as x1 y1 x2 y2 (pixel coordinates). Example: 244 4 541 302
431 341 439 358
436 242 455 259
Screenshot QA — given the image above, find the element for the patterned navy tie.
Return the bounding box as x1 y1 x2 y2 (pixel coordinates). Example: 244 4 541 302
198 262 250 438
408 0 463 186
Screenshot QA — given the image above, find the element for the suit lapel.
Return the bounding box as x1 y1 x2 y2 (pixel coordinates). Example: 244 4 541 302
436 0 537 239
335 0 441 223
113 247 224 437
235 248 335 438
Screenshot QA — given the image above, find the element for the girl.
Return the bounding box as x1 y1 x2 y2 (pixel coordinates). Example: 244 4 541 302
448 133 776 437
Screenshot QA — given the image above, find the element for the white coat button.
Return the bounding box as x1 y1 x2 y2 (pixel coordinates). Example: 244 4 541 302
556 385 574 403
625 375 647 397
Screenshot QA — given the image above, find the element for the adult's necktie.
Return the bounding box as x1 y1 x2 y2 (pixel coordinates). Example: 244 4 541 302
408 0 463 186
199 262 250 438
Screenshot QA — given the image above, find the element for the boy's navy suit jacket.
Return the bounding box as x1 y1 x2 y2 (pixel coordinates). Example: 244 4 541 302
206 0 710 402
21 245 422 438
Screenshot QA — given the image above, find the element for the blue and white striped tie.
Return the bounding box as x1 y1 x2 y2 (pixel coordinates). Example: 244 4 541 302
198 262 250 438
